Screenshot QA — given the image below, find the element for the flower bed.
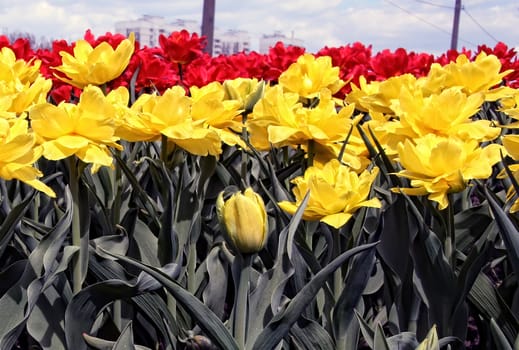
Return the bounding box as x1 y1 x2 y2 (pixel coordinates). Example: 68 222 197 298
0 29 518 349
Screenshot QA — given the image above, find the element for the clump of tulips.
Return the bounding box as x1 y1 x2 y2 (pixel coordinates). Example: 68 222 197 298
0 29 517 350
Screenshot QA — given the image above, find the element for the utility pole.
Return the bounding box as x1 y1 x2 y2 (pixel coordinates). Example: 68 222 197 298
201 0 215 56
450 0 462 50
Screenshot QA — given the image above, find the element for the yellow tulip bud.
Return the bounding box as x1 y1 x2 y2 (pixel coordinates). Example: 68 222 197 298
223 78 265 114
216 187 268 254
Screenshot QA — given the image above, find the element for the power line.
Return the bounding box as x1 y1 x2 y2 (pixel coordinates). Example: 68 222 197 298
383 0 451 36
414 0 453 9
462 6 500 44
382 0 477 46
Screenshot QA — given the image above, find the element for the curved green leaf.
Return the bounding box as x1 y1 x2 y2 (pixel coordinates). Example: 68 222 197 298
485 186 519 279
96 247 239 350
252 241 378 350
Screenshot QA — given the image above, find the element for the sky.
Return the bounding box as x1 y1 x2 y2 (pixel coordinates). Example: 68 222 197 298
0 0 518 55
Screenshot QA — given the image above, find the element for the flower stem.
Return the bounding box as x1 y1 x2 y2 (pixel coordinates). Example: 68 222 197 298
241 119 250 187
187 242 197 295
167 293 177 320
306 140 315 169
69 157 82 293
112 149 123 225
161 134 169 164
113 300 122 331
33 193 40 221
444 197 455 266
234 253 252 349
333 230 342 300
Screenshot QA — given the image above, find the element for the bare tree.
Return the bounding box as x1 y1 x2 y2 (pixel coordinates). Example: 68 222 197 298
7 31 36 46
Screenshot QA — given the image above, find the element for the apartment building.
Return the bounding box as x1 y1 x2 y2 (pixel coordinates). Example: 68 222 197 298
259 31 304 54
115 16 302 55
213 29 250 55
115 15 199 48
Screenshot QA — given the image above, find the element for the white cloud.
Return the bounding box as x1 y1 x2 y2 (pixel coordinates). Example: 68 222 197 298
0 0 517 54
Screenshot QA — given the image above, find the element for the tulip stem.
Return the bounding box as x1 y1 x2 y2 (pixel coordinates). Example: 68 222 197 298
234 253 252 349
443 195 455 266
167 293 177 319
333 230 342 300
306 140 315 169
69 157 82 294
187 242 197 294
113 300 122 331
111 149 123 225
33 193 40 221
160 134 169 164
241 123 250 187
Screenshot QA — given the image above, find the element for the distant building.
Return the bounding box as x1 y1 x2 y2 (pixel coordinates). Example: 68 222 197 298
259 31 304 54
115 15 199 48
213 29 251 55
115 15 251 55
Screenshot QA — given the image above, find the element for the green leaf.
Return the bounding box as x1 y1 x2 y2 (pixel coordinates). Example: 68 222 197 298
157 161 176 265
452 224 495 330
333 209 382 343
0 188 73 349
203 245 231 319
402 194 463 338
247 192 310 346
0 189 35 257
91 233 129 261
96 248 239 350
113 152 160 229
65 263 180 350
373 323 391 350
289 317 335 350
0 261 25 296
27 281 68 350
88 258 180 344
130 218 160 267
376 196 412 281
355 310 375 349
454 204 493 253
485 186 519 280
490 318 513 350
386 332 419 349
251 241 378 350
416 325 439 350
468 272 519 344
113 321 136 350
82 332 152 350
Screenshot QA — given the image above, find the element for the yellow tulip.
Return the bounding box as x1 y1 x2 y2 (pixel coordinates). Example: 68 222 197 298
223 77 265 113
346 74 418 115
0 47 52 116
190 82 245 148
247 85 356 151
0 47 40 84
0 118 55 197
388 86 499 143
246 84 301 151
30 85 122 172
278 159 381 229
419 52 512 98
498 89 519 127
216 187 268 254
53 33 135 88
279 53 345 98
499 135 519 213
393 134 502 209
127 86 222 156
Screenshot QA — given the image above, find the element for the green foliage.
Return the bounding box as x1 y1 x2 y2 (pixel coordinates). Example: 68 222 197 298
0 106 518 350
